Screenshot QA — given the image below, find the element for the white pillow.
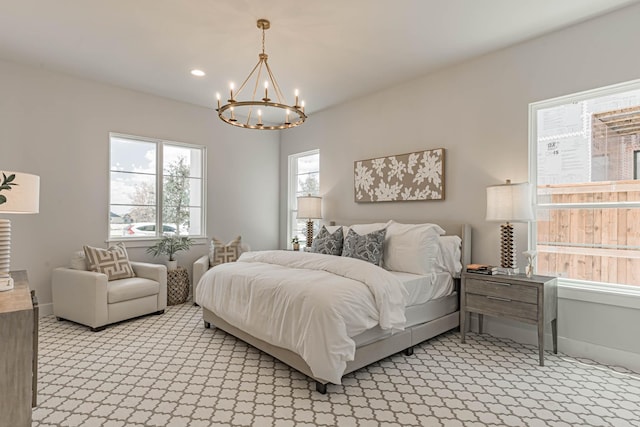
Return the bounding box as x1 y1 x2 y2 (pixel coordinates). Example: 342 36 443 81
383 221 445 275
69 250 88 270
435 235 462 276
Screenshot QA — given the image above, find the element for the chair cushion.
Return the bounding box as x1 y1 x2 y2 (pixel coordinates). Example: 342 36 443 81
108 277 159 304
83 242 135 280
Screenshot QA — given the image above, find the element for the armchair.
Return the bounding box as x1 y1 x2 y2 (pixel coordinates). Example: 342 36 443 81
52 261 167 331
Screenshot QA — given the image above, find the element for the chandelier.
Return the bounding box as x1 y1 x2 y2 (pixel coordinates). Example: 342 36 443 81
216 19 307 130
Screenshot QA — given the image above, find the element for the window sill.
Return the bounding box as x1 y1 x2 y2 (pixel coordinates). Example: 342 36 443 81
558 279 640 310
106 236 208 248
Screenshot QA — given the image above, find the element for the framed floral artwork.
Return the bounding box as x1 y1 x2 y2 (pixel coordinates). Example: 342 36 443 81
354 148 445 202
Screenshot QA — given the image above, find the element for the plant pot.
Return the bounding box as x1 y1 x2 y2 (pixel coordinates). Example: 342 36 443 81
292 243 300 251
166 260 178 271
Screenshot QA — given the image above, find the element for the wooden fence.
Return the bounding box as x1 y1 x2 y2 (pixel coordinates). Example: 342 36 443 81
536 180 640 286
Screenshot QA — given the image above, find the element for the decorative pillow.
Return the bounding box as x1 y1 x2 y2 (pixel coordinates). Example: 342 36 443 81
341 228 386 266
310 226 344 256
69 250 88 270
383 221 445 275
83 242 135 280
210 236 242 267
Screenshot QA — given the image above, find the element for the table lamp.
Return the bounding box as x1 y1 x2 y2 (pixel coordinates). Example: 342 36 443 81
296 195 322 247
0 170 40 291
486 179 533 274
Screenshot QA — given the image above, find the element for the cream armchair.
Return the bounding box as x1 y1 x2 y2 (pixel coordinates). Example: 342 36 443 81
52 262 167 331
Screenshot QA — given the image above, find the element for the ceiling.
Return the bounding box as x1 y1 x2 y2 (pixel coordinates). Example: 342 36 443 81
1 0 638 115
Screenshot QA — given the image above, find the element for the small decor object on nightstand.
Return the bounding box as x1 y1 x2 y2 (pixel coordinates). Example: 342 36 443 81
146 235 193 271
291 236 300 251
167 266 189 305
523 250 537 278
466 264 498 275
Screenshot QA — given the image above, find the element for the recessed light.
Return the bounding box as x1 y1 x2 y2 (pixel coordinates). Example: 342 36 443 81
191 69 206 77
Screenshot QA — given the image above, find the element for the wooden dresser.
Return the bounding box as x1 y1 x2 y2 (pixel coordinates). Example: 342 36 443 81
0 271 38 427
460 271 557 366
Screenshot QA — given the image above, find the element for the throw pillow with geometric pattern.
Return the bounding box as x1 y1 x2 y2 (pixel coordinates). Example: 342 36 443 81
210 236 242 267
310 225 344 256
83 242 136 280
341 228 386 266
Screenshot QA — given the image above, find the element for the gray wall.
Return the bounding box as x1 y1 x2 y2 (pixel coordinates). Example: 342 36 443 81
280 4 640 371
1 58 280 311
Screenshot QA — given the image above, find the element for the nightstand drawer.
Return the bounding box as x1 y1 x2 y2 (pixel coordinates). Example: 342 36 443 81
466 278 537 304
466 293 537 322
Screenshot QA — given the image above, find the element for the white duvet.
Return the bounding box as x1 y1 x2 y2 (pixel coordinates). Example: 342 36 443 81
195 250 408 384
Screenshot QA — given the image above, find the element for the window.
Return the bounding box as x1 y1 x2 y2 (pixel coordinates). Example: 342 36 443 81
529 80 640 287
109 133 205 239
288 149 320 247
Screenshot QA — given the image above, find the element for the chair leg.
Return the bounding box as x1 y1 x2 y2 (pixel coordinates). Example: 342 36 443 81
154 310 164 315
91 326 106 332
204 321 211 329
55 317 64 322
403 346 414 356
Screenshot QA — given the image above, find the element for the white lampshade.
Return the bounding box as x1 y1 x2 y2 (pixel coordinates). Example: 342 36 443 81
0 171 40 214
486 180 533 223
297 195 322 219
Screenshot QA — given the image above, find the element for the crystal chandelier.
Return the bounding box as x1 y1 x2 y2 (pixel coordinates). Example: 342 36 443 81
216 19 307 130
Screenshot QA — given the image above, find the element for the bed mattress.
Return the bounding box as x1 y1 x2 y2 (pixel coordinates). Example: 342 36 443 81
352 271 457 347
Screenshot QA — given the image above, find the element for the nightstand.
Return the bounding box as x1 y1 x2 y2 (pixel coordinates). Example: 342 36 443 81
460 272 558 366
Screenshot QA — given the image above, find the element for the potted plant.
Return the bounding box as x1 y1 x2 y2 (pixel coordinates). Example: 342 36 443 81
291 236 300 251
147 235 193 270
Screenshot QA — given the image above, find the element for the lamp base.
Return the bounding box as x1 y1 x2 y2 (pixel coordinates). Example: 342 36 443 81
499 222 517 272
0 276 14 292
306 220 314 247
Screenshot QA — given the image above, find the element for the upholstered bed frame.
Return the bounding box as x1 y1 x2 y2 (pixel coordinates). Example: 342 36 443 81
202 221 471 394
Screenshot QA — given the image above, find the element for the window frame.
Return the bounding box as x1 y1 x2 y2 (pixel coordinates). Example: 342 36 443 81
108 132 207 242
528 78 640 291
287 149 320 247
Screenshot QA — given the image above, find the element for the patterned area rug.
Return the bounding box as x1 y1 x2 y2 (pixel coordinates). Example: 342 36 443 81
34 303 640 426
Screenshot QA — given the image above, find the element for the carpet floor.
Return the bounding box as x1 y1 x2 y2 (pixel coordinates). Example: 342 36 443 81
32 303 640 426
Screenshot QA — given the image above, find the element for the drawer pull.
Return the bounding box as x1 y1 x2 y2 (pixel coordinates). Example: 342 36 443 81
488 281 511 286
487 296 512 302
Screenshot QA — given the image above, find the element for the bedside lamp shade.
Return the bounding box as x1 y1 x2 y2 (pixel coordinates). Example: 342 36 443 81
297 195 322 247
0 171 40 291
486 180 533 272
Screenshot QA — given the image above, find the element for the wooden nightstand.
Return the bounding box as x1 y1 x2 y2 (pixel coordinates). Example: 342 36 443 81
460 272 558 366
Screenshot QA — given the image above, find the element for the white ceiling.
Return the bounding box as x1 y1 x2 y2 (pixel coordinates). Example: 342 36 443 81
1 0 637 114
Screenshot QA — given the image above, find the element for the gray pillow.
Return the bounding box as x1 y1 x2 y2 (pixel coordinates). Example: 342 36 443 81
341 228 386 266
310 226 344 256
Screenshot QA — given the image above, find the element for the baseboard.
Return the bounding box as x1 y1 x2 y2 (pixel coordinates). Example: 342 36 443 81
469 314 640 374
38 302 53 317
558 336 640 374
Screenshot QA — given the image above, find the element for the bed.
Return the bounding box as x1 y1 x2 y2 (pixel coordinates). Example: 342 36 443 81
195 220 471 393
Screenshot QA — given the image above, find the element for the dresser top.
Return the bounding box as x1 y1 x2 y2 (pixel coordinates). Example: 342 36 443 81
462 271 557 285
0 270 31 314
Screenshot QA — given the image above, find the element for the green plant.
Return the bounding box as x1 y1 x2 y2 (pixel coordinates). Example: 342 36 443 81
291 236 299 244
146 235 193 261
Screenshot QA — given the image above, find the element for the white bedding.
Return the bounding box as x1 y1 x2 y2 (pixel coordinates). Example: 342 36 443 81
195 250 408 384
390 271 454 306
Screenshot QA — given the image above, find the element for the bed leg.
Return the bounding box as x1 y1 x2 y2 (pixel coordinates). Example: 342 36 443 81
315 382 327 394
403 346 414 356
204 321 211 329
